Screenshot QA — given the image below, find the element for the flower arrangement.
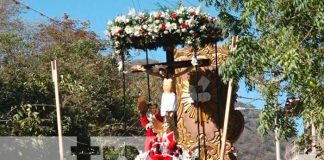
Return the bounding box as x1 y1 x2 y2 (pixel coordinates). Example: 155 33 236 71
105 7 222 55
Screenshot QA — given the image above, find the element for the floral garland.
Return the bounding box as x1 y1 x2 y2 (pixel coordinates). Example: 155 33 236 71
105 7 222 55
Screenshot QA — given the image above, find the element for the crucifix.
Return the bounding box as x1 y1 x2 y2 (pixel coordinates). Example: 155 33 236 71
132 46 211 79
131 45 211 120
131 45 212 128
71 136 100 160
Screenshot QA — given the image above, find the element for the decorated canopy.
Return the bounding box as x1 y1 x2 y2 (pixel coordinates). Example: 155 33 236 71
105 7 223 55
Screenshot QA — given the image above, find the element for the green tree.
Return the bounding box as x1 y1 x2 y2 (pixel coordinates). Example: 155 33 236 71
0 9 144 137
200 0 323 146
0 0 24 33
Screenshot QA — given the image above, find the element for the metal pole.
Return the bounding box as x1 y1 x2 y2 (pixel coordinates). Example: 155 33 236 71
145 50 151 102
51 60 64 160
193 50 201 160
122 55 127 134
311 121 316 154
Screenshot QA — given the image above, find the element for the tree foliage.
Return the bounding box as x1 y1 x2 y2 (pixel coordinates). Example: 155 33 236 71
201 0 324 141
0 2 145 137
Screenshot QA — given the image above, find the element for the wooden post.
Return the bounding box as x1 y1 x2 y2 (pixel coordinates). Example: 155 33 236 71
220 36 238 160
51 60 64 160
164 45 175 76
220 78 233 160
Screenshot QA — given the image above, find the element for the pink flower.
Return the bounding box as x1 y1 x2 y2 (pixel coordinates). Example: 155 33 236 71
118 54 124 61
181 23 187 29
161 23 166 30
156 13 161 19
172 13 177 19
191 12 196 16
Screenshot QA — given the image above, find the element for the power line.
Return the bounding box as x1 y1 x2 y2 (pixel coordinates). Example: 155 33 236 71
184 0 196 6
131 0 138 11
162 0 177 8
237 95 263 101
137 0 142 11
11 0 57 22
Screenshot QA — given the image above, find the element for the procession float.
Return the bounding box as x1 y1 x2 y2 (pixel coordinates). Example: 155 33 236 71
106 6 244 160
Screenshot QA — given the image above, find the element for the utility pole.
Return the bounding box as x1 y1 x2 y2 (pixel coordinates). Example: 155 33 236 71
275 111 281 160
51 60 64 160
220 36 238 160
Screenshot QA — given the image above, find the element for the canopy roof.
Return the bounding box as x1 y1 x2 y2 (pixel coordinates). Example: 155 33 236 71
106 7 223 55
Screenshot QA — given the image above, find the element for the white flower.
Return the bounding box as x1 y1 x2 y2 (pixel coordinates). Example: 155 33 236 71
176 6 185 14
186 40 192 44
195 6 202 15
188 7 195 13
128 8 136 17
155 20 161 24
161 11 166 18
147 17 154 23
171 23 177 30
182 28 187 32
176 29 181 33
189 30 195 34
164 30 169 34
165 22 172 31
134 30 141 37
178 18 183 24
115 15 127 23
185 18 196 28
147 24 155 32
111 26 122 35
200 25 206 31
134 25 141 37
125 26 134 34
142 24 148 30
153 26 160 33
152 11 160 18
134 25 141 30
114 41 120 46
125 18 130 23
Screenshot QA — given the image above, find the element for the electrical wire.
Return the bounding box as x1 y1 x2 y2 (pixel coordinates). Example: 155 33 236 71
131 0 138 11
184 0 196 6
162 0 177 8
11 0 57 22
137 0 142 11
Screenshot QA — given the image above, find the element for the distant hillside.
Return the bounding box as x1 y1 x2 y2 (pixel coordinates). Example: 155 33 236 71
234 102 291 160
130 58 160 65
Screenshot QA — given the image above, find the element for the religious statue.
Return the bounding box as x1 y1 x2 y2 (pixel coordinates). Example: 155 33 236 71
161 78 176 121
137 96 164 152
149 122 182 160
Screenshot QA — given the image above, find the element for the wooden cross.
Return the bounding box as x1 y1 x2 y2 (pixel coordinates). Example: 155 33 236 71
71 136 100 160
132 46 211 78
142 58 210 71
164 46 210 76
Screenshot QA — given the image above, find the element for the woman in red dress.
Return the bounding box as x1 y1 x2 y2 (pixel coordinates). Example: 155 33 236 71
141 103 164 152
